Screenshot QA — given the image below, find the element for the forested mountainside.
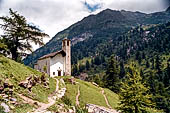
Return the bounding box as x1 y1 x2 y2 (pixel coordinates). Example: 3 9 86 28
24 8 170 66
22 7 170 112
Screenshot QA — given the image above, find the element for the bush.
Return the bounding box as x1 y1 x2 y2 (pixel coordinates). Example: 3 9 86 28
75 106 88 113
61 96 72 106
0 106 5 113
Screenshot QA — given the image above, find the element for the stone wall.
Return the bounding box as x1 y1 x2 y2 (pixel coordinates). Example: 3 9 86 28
36 58 50 75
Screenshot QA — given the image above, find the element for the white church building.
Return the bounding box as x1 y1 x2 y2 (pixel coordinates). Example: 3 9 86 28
34 38 71 77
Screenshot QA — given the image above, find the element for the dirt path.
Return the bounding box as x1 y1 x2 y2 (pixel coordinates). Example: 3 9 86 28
101 88 112 109
17 79 59 113
32 79 59 113
76 85 80 106
17 94 45 107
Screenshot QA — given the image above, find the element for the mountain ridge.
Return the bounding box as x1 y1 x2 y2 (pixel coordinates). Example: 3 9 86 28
24 8 170 66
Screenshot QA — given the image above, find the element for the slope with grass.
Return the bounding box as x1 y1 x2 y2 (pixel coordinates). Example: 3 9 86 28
63 77 119 110
0 55 56 112
0 56 119 113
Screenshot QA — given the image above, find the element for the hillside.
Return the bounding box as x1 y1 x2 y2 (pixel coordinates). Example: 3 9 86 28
0 55 119 113
24 8 170 66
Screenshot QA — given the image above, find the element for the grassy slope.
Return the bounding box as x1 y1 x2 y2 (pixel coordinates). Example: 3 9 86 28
0 55 56 112
0 56 119 112
65 77 119 109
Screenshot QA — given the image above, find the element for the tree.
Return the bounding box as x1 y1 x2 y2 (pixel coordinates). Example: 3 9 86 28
0 38 8 55
0 9 49 61
155 55 162 74
72 64 78 76
146 60 150 68
118 63 155 113
119 61 125 79
104 55 120 93
85 60 90 70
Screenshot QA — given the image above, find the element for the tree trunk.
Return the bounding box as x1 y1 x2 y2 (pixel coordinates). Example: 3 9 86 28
11 47 18 61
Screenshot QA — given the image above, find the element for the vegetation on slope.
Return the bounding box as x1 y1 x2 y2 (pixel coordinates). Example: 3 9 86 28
0 55 56 112
63 77 119 109
0 56 119 112
24 8 170 67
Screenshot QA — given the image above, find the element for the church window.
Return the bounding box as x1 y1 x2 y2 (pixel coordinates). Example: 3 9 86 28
67 41 69 46
53 72 55 75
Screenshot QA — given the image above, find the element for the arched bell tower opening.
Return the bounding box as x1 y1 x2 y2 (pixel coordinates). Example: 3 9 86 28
62 38 71 76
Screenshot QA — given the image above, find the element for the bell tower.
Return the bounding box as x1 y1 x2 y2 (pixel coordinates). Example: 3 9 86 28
62 38 71 76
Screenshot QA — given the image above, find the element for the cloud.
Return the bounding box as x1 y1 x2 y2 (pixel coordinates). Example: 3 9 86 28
0 0 168 50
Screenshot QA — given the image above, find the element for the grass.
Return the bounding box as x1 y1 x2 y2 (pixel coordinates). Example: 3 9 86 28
0 55 56 111
13 104 34 113
65 83 78 106
0 56 119 112
103 88 119 109
77 79 107 107
64 76 119 109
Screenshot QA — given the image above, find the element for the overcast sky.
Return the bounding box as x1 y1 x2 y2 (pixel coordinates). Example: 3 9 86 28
0 0 169 50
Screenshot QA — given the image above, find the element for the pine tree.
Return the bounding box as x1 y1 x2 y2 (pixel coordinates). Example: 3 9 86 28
0 38 8 55
0 9 49 61
104 55 120 93
155 55 162 74
72 64 78 76
85 60 90 70
146 60 150 68
118 63 155 113
119 61 125 79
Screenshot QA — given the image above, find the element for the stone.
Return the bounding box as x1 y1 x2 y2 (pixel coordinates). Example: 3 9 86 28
92 82 99 87
10 98 17 102
19 80 28 88
0 86 4 92
1 102 10 112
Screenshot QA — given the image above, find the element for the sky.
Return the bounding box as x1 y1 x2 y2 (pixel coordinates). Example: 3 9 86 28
0 0 169 50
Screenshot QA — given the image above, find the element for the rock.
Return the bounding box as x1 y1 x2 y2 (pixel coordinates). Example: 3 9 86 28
92 82 99 87
41 74 46 82
0 86 4 92
86 104 119 113
1 102 10 112
26 75 32 80
10 98 17 102
19 80 28 88
4 79 13 89
67 77 76 85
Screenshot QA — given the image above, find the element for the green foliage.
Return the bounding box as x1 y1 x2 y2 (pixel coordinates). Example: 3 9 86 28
75 106 88 113
0 106 5 113
0 56 56 104
118 64 155 113
85 60 90 70
104 55 120 93
24 8 170 66
0 8 48 61
61 95 72 106
64 77 119 109
0 39 8 55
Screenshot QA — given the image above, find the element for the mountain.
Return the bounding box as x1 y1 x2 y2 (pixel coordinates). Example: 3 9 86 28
24 8 170 66
166 6 170 12
0 55 119 113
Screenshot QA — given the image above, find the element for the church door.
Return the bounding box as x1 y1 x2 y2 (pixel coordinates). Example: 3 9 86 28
58 70 61 76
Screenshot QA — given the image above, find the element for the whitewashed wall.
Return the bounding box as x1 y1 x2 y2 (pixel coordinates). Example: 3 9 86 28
50 54 65 77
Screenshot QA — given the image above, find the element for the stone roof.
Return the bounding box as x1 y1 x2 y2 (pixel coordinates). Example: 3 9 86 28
38 50 66 60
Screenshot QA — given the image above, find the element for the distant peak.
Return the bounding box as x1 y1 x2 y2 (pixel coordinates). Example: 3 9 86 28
166 6 170 12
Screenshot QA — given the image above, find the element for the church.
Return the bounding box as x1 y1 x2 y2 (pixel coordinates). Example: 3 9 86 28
34 38 71 77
